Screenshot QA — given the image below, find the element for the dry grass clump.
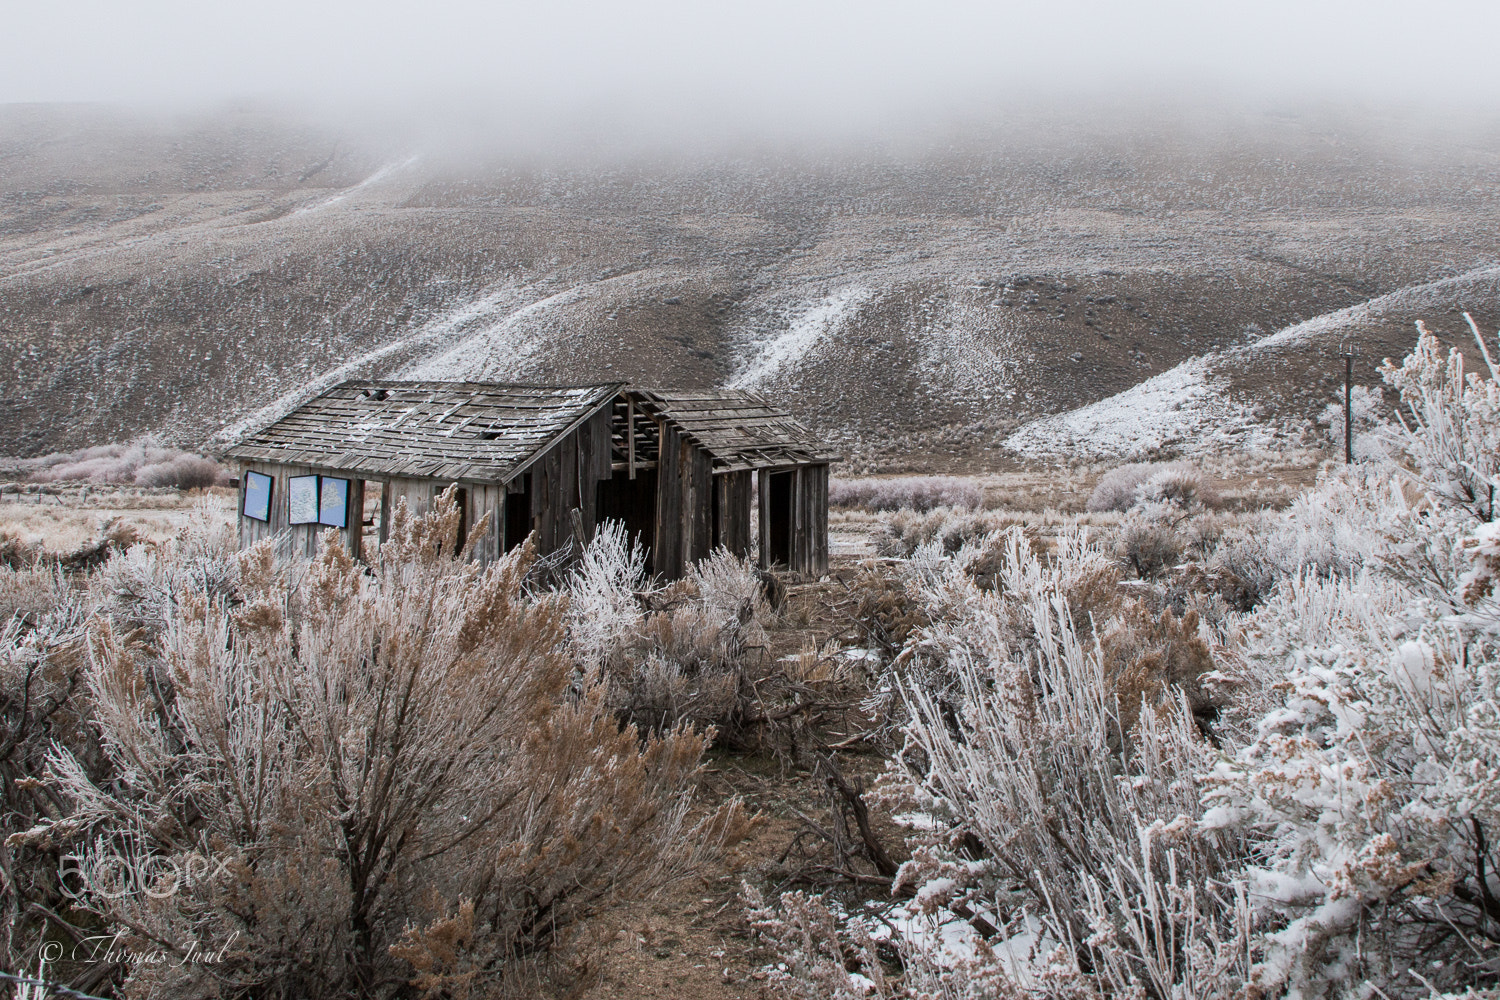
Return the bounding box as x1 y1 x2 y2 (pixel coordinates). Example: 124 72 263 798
844 564 930 660
15 492 743 998
830 476 982 512
26 439 231 490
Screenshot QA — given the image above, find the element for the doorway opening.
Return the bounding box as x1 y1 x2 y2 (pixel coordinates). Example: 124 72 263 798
504 475 531 552
766 470 794 568
596 469 658 572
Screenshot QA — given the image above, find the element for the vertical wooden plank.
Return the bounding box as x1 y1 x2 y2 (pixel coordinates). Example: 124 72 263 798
688 445 711 567
347 478 365 561
477 485 502 565
379 481 392 544
811 464 828 576
719 470 752 558
757 469 770 569
654 421 682 579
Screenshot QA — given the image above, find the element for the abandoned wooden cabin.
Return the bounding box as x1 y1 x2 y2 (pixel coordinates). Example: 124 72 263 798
221 380 838 579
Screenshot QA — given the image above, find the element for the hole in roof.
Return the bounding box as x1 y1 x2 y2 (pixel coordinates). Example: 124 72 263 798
363 388 390 401
479 431 503 440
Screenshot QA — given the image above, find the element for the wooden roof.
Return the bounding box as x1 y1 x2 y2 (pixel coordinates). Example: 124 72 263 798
223 380 624 484
630 389 840 472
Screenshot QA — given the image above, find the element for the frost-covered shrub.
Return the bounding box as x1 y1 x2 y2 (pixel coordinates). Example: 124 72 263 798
830 476 982 512
1193 319 1500 997
565 526 775 736
1381 315 1500 521
1118 516 1184 577
566 519 649 670
21 494 742 998
743 885 896 999
879 529 1249 998
28 439 232 490
90 500 239 636
0 569 96 972
1089 461 1220 514
1209 465 1413 593
874 506 1009 558
1088 462 1160 512
1318 383 1389 460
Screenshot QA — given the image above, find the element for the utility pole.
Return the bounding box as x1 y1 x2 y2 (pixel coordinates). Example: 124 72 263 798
1338 336 1359 464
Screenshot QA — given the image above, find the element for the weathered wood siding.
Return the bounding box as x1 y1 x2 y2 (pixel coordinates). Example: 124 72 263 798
238 461 366 559
653 419 683 579
802 463 829 577
755 463 829 577
683 441 714 567
714 470 754 558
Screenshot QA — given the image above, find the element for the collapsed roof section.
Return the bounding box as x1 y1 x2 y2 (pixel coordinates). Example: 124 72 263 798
628 389 840 472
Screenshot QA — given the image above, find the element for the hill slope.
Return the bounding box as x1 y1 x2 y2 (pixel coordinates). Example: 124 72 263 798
3 102 1500 467
1004 266 1500 461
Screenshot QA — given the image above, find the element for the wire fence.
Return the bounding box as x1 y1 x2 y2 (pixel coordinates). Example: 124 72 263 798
0 969 112 1000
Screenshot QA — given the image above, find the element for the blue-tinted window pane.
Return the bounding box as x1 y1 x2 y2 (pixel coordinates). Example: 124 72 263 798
243 471 273 522
319 477 349 528
288 476 319 525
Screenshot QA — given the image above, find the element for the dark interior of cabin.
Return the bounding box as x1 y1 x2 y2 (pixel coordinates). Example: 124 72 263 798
504 475 531 552
766 470 794 567
596 469 659 570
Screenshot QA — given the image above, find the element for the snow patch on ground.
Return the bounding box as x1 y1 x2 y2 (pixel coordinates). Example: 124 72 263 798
1005 359 1249 460
401 286 589 381
1253 264 1500 351
728 287 871 389
292 156 422 215
915 298 1022 404
1004 263 1500 460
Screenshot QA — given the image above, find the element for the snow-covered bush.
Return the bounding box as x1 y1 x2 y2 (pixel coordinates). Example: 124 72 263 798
1318 383 1388 461
1088 461 1219 513
831 476 982 512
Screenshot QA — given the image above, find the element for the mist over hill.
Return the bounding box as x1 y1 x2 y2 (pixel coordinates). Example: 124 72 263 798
3 101 1499 467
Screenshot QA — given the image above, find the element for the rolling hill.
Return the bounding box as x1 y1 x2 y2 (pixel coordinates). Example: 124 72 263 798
3 101 1500 469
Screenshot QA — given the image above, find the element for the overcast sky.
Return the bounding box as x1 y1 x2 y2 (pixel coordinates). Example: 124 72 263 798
3 0 1497 121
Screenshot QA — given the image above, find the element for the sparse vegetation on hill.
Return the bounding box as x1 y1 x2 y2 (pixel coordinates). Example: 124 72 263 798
5 104 1500 466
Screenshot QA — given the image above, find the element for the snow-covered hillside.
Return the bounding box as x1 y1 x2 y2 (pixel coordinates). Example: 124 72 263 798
1004 265 1500 461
